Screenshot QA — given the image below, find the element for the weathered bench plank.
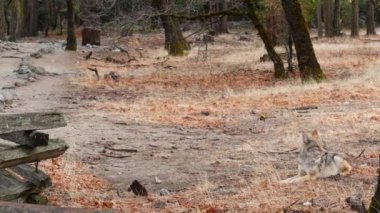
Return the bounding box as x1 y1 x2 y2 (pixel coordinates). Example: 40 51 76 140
0 139 68 169
0 112 66 135
0 170 35 201
0 201 114 213
0 131 49 147
11 164 51 189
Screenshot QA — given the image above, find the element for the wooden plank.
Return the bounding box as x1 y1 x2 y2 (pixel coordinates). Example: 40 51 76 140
0 170 34 201
0 139 68 169
11 164 52 189
0 112 66 134
0 131 49 147
0 201 115 213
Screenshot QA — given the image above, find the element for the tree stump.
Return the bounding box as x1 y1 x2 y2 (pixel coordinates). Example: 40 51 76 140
81 28 101 46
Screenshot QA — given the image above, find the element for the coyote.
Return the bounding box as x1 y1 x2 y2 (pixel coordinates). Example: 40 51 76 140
280 130 352 183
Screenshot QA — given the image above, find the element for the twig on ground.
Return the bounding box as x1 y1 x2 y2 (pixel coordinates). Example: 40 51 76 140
87 67 100 80
354 149 366 159
101 153 132 158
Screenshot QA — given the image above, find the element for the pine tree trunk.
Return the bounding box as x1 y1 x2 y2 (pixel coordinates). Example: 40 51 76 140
0 2 6 40
65 0 77 51
214 0 229 34
24 0 38 36
333 0 341 36
317 0 323 37
324 0 334 37
152 0 190 56
244 0 287 79
368 156 380 213
281 0 325 82
367 0 376 35
351 0 359 37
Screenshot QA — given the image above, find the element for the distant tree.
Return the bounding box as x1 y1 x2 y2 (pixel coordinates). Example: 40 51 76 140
317 0 323 37
24 0 39 36
366 0 376 35
66 0 77 51
152 0 190 56
351 0 359 37
333 0 341 36
281 0 325 82
324 0 334 37
0 1 6 40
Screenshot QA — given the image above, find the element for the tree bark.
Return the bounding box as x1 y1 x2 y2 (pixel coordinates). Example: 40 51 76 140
324 0 334 37
366 0 376 35
214 0 229 34
23 0 38 36
368 156 380 212
0 1 6 40
333 0 341 36
65 0 77 51
152 0 190 56
317 0 323 37
281 0 325 82
351 0 359 37
244 0 287 79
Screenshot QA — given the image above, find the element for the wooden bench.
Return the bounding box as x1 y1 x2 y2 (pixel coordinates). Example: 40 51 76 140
0 112 68 202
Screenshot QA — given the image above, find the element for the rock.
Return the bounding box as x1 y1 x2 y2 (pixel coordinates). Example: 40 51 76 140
155 176 162 184
38 47 54 54
302 201 313 207
127 180 148 196
0 94 5 104
153 201 166 209
15 81 28 87
30 52 42 59
159 188 170 196
30 66 47 75
239 35 251 41
346 194 366 213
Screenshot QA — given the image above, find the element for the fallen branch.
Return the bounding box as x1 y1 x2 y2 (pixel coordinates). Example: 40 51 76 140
87 67 100 80
105 146 138 153
1 56 22 59
354 149 366 159
101 153 131 158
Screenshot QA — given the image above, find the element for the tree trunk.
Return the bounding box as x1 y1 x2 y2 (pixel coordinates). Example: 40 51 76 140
368 156 380 212
324 0 334 37
24 0 38 37
0 1 6 40
317 0 323 37
152 0 190 56
214 0 229 34
244 0 287 79
281 0 325 82
351 0 359 37
333 0 341 36
366 0 376 35
65 0 76 51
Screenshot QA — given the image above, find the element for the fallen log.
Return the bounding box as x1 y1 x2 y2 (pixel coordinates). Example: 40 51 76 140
0 112 66 135
0 139 68 169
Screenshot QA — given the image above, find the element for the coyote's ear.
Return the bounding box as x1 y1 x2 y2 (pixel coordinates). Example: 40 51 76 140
302 132 309 144
311 130 319 137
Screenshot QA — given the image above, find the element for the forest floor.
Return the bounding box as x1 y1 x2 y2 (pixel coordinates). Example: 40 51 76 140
0 29 379 212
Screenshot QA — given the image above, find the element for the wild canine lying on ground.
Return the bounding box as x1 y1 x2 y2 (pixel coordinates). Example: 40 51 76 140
280 130 352 183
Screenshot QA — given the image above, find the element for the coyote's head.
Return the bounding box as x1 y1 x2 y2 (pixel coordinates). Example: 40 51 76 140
302 130 327 152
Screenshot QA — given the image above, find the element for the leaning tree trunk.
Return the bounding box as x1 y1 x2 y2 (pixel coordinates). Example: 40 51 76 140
333 0 341 36
351 0 359 37
281 0 325 82
65 0 76 51
324 0 334 37
368 156 380 212
152 0 190 56
317 0 323 37
366 0 376 35
244 0 287 79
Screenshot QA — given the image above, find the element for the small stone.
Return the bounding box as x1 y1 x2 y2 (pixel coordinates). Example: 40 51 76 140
30 52 42 59
155 176 162 184
159 188 170 196
239 35 251 41
302 201 313 207
153 201 166 209
15 81 28 87
38 47 54 54
0 94 5 104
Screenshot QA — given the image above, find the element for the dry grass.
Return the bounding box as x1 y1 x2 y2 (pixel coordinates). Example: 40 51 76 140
44 31 380 212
